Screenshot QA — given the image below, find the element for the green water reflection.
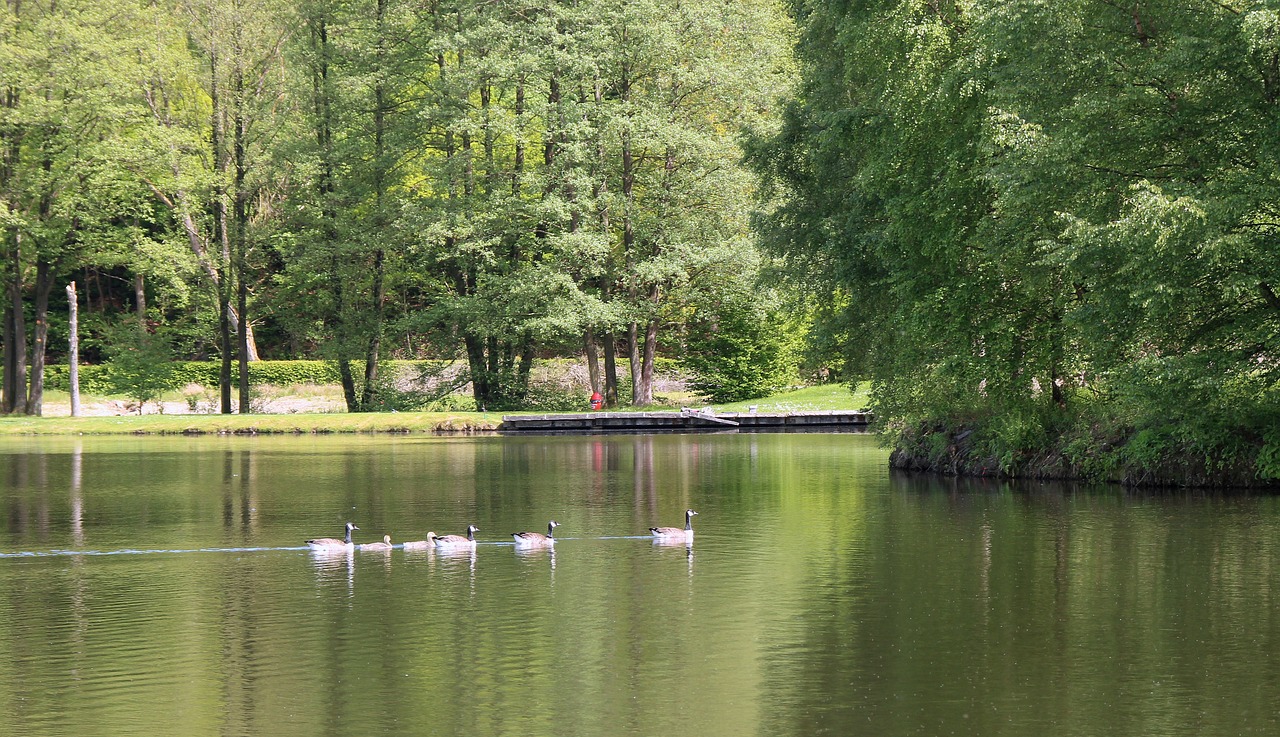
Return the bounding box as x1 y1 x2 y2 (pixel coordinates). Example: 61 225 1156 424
0 434 1277 736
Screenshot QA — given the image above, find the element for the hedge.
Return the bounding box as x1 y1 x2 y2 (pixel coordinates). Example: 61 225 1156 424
41 358 680 396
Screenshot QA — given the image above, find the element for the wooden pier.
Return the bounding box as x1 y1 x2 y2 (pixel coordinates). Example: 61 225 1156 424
500 409 872 433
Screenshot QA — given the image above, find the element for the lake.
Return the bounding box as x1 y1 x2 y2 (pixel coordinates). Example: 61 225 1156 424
1 432 1278 736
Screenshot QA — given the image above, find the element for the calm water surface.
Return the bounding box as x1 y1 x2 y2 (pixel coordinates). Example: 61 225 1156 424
1 433 1279 736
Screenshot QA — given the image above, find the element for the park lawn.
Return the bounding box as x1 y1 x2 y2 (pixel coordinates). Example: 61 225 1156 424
704 383 869 413
0 411 500 435
0 383 868 435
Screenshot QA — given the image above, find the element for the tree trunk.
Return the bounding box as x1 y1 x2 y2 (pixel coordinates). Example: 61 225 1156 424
338 359 357 411
210 36 234 414
621 117 639 405
151 183 260 361
26 259 52 416
585 328 600 394
2 304 12 413
636 305 659 407
361 246 385 410
361 0 388 411
8 238 26 415
237 273 250 413
219 296 233 413
66 281 79 417
233 44 251 414
627 321 641 404
602 330 618 407
464 333 491 410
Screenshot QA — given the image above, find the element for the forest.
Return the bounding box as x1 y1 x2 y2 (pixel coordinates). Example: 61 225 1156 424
754 0 1280 485
0 0 796 415
7 0 1277 485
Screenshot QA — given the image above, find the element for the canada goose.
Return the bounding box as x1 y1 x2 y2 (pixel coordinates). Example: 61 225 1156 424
402 532 438 551
433 525 479 547
513 521 560 547
307 522 359 550
650 510 697 539
359 534 394 552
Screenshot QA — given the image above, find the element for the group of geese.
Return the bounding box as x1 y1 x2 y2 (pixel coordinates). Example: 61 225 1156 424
305 509 698 553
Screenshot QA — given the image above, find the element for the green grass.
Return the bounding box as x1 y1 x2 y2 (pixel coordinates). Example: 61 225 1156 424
0 411 500 435
711 383 869 413
0 383 868 435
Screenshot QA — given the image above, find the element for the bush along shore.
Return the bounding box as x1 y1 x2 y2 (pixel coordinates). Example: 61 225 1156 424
887 415 1280 489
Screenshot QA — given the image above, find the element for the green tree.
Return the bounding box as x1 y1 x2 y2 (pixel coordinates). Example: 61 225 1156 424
588 0 794 406
756 0 1280 481
278 0 419 412
0 0 165 415
680 284 799 403
102 324 177 413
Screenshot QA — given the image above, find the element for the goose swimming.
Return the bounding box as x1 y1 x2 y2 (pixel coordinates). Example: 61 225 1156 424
359 534 394 552
650 510 697 540
513 521 559 547
402 532 438 551
307 522 359 551
433 525 479 548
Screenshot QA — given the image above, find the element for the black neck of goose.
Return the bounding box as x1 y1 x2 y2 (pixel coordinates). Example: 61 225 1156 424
467 528 475 541
344 527 353 544
547 523 555 539
685 513 693 531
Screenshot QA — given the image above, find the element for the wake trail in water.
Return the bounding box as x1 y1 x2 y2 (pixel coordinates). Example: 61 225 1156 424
0 535 662 558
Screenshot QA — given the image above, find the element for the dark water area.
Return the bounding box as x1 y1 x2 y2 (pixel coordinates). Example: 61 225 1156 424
0 434 1278 736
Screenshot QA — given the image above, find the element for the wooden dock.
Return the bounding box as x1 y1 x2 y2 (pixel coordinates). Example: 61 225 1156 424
500 409 872 433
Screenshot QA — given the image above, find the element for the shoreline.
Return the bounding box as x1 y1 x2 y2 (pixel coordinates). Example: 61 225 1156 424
0 411 504 436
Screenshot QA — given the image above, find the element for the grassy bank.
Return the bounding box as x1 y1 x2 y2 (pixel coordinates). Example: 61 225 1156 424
0 384 868 436
887 410 1280 489
0 411 502 435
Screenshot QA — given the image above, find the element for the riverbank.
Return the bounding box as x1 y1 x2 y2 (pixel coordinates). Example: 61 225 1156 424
0 411 501 435
887 419 1280 489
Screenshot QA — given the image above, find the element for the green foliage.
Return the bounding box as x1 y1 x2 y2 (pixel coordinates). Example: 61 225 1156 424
521 381 593 413
680 291 800 403
754 0 1280 484
422 393 477 413
44 359 380 394
101 329 178 412
2 0 799 424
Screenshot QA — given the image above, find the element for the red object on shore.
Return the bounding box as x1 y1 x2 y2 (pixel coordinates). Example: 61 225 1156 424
589 391 604 410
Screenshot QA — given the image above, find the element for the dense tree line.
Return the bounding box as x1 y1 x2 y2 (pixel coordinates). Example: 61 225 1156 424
756 0 1280 484
0 0 795 413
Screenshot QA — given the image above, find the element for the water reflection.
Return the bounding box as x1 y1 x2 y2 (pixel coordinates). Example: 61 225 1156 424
433 545 478 593
651 537 694 579
402 546 437 568
221 449 260 540
514 544 557 580
309 548 355 596
2 435 1280 737
70 443 83 547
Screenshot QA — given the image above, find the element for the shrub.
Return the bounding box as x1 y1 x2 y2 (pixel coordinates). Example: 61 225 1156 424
680 294 800 403
102 328 178 413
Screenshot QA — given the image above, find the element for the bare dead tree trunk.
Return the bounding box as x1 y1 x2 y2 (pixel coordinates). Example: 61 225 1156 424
134 273 146 328
66 281 79 417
